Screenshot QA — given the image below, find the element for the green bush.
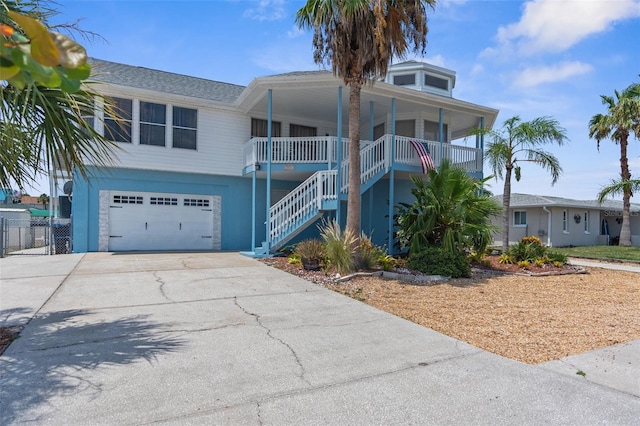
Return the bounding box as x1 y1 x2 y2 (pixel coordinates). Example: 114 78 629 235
408 246 471 278
507 235 547 262
546 250 568 264
294 238 325 270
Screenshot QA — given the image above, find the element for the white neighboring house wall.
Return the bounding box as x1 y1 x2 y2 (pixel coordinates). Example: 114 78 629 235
491 198 640 247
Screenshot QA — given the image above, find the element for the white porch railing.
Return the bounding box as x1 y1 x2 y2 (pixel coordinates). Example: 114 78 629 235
244 136 351 168
269 170 337 248
246 134 482 174
340 136 389 193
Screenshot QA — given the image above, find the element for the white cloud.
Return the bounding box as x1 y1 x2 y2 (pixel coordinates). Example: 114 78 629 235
492 0 640 56
243 0 286 21
402 53 446 67
470 63 484 76
513 61 593 88
287 25 304 39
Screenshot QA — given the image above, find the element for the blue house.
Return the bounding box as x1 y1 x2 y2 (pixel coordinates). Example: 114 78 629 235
70 59 498 254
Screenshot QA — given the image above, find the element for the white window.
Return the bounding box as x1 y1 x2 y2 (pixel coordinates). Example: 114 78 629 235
424 74 448 91
562 210 568 233
393 73 415 86
424 120 449 143
172 106 197 150
104 97 132 143
514 211 527 226
584 211 590 233
140 101 166 147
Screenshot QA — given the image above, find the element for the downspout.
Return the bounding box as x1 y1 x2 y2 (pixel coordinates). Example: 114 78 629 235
388 98 396 254
543 206 552 247
336 86 343 227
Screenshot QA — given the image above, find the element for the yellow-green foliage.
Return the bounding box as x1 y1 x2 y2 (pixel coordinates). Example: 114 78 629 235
499 254 514 264
517 260 530 268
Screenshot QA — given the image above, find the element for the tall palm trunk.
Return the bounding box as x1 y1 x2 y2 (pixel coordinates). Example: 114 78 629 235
346 82 362 239
501 163 513 253
619 135 632 246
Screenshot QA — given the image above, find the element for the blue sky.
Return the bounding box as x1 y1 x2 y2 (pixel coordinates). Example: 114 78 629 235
35 0 640 200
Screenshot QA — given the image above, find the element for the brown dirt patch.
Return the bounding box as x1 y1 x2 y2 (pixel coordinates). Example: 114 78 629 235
262 256 640 364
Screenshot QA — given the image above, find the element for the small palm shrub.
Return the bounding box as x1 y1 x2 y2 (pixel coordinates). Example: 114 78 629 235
358 232 378 270
507 235 547 262
377 254 396 271
319 219 356 274
408 246 471 278
295 238 325 271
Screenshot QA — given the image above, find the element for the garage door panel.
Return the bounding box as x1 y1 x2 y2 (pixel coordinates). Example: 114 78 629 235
107 191 218 251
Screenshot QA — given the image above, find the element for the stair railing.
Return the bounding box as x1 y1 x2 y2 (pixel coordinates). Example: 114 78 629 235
269 170 337 246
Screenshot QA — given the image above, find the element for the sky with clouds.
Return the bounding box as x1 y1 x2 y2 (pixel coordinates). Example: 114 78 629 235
38 0 640 200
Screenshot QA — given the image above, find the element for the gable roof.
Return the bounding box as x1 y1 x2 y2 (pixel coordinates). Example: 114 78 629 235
88 58 245 104
496 193 640 212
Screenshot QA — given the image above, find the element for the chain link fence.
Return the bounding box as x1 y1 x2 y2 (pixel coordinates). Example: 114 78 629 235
0 217 72 257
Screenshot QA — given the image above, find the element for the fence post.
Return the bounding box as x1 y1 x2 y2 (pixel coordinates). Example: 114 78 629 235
0 217 4 258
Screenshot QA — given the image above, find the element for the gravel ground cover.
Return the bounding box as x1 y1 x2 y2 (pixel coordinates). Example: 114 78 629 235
261 256 640 364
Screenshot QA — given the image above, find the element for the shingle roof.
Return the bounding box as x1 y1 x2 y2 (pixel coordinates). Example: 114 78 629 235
88 58 245 104
495 193 640 212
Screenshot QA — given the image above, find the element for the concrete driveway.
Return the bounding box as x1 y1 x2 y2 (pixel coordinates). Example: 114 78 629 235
1 252 639 425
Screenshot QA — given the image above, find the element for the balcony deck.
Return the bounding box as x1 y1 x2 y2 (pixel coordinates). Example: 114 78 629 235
243 134 482 178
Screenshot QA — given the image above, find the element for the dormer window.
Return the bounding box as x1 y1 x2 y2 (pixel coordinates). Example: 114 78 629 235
393 74 415 86
425 74 448 91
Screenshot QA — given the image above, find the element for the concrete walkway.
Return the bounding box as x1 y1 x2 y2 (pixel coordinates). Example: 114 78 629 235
1 252 639 425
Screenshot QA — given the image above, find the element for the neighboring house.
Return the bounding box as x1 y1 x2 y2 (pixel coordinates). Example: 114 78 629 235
70 59 498 254
491 193 640 247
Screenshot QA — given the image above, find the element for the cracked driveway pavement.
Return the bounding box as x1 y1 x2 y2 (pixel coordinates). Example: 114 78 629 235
1 252 639 425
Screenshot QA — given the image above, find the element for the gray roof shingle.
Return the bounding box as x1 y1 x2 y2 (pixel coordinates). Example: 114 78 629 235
88 58 245 104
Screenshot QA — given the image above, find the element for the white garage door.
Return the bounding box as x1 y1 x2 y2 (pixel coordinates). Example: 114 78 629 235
108 191 218 251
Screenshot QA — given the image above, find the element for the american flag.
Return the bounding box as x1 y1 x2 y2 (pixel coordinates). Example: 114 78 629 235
410 140 436 173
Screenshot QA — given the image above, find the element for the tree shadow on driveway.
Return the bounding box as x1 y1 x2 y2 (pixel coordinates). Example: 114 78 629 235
0 309 186 424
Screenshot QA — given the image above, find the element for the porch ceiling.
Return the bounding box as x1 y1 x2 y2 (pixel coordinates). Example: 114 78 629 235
236 73 498 139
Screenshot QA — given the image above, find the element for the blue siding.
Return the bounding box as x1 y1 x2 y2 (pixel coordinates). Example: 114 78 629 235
72 167 300 252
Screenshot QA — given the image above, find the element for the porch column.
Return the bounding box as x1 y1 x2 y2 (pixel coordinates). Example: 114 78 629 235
251 166 256 250
336 86 343 227
388 98 396 254
480 116 485 179
369 101 375 141
266 89 272 247
438 108 444 168
368 100 375 233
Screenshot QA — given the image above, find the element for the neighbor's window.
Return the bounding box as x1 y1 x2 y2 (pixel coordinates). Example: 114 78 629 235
140 101 166 146
104 97 132 143
251 118 281 137
172 106 197 150
584 211 590 233
393 73 415 86
514 211 527 226
562 210 568 232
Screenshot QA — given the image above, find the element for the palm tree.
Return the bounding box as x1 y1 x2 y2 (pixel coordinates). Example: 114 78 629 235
395 160 501 256
1 0 119 190
38 193 50 209
296 0 435 240
482 116 568 252
589 82 640 246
